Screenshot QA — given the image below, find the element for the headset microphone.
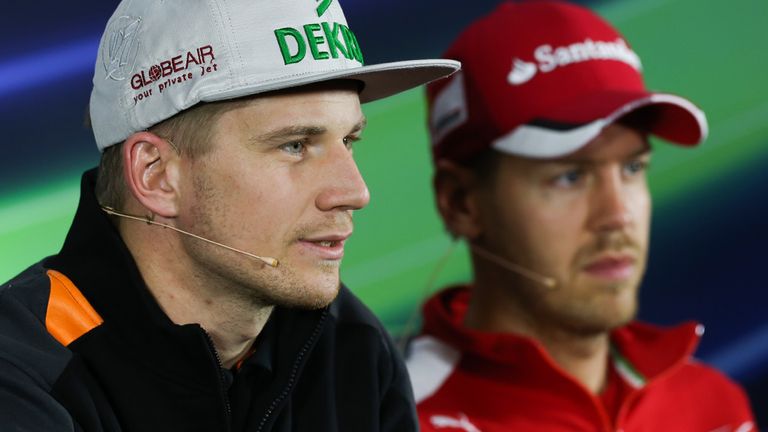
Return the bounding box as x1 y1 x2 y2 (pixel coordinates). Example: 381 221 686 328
470 244 557 289
100 206 279 267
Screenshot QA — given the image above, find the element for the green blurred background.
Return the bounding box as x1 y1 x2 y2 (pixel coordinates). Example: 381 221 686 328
2 0 768 417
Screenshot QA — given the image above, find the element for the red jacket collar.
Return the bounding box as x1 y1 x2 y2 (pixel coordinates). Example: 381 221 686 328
421 285 703 382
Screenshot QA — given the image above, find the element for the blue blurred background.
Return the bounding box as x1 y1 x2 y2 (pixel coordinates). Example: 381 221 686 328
2 0 766 421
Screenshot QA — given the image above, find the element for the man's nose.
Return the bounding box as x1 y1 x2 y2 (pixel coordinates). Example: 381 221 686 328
588 170 633 233
315 143 370 212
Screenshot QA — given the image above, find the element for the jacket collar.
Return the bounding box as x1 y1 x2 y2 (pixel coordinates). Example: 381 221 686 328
45 168 326 380
421 285 702 382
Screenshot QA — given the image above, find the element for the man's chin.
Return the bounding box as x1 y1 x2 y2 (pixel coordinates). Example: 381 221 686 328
566 316 633 337
562 301 638 336
279 273 341 310
285 284 341 310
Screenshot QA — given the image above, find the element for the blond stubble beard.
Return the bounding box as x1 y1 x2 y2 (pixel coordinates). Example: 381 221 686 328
179 217 343 311
177 169 344 311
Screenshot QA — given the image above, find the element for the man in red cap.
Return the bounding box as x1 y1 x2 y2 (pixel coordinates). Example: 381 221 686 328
406 1 755 431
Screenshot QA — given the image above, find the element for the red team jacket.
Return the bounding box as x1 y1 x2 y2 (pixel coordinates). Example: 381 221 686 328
407 286 756 432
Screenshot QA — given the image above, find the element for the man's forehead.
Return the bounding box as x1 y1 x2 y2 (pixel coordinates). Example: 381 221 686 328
548 124 651 164
218 85 364 128
190 86 364 153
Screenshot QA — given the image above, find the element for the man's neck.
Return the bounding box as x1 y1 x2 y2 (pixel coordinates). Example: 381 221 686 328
465 280 611 394
535 328 609 394
121 220 273 369
149 275 274 369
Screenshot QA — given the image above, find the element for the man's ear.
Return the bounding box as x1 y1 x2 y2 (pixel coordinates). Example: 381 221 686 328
122 132 181 218
433 159 485 241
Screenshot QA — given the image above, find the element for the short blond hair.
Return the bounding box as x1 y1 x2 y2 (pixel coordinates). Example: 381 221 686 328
95 80 358 208
95 100 242 209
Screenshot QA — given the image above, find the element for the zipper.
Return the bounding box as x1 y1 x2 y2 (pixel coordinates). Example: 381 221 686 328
610 346 647 389
254 309 328 432
203 329 232 431
614 324 702 430
528 341 613 431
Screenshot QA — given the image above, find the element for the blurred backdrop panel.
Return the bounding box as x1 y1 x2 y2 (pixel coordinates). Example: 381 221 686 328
2 0 767 419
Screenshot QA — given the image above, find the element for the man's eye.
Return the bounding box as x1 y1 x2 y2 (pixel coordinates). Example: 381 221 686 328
552 169 584 187
280 140 306 155
624 159 649 176
343 135 361 150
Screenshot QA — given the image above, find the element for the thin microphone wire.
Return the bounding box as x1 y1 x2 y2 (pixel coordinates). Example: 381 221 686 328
396 239 458 354
395 239 557 353
470 244 556 289
100 206 279 268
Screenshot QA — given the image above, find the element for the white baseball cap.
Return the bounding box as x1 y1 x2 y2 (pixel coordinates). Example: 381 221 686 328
90 0 460 151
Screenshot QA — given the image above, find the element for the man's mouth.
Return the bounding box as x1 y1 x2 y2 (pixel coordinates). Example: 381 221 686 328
298 233 351 260
582 254 636 281
312 240 340 247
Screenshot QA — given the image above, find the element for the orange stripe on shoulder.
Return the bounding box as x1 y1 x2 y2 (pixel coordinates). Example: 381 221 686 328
46 270 104 346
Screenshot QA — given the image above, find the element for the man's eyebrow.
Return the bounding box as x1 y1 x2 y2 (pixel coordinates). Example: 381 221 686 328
556 143 652 164
250 117 367 144
614 146 653 161
622 143 653 160
350 117 367 134
252 126 327 144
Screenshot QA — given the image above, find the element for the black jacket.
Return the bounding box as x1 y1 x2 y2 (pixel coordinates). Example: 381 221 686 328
0 170 418 431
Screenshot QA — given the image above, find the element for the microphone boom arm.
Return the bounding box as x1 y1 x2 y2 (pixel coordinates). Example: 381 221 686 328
100 206 279 267
470 244 556 288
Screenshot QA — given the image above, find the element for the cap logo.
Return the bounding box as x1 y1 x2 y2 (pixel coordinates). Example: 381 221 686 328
273 0 363 66
103 16 142 81
507 38 642 86
127 45 219 105
507 58 538 85
316 0 333 17
275 23 363 65
430 72 468 144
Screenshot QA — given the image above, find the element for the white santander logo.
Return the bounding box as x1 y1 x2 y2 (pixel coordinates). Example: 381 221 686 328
507 58 537 85
507 38 641 86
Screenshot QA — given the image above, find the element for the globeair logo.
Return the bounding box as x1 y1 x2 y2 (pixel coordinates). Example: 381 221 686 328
508 38 641 86
273 0 364 65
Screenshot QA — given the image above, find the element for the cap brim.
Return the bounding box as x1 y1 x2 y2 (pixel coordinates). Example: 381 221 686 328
205 59 460 104
492 91 708 159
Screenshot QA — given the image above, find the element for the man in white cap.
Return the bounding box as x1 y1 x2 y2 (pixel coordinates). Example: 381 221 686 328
406 1 755 431
0 0 457 430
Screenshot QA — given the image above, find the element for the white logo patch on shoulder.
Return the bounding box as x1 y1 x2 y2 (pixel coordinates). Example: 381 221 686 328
708 421 755 432
406 335 461 403
430 413 481 432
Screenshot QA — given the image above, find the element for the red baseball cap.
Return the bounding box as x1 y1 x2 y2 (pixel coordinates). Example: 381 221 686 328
427 0 707 162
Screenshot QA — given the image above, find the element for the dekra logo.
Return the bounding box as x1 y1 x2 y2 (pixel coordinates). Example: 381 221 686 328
273 0 364 65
